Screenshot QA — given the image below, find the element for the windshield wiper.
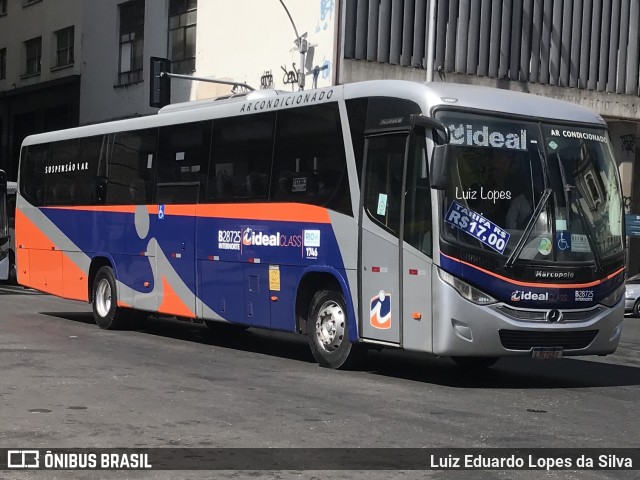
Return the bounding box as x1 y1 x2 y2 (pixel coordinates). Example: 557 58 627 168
505 188 552 268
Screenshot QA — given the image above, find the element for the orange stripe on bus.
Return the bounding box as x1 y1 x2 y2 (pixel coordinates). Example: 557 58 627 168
157 276 195 318
441 252 624 289
36 203 331 223
196 203 331 223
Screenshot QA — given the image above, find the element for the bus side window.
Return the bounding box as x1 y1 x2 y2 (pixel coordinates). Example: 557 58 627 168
207 112 275 203
364 135 405 235
108 129 157 205
20 144 49 206
271 103 351 215
156 121 212 204
46 140 79 206
78 135 107 205
403 134 432 255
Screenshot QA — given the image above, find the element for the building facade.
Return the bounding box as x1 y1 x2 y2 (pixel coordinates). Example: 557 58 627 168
0 0 82 180
80 0 338 125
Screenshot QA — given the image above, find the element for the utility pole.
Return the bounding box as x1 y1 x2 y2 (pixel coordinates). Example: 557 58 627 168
426 0 437 83
278 0 307 91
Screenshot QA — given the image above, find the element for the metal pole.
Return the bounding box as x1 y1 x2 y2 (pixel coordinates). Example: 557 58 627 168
426 0 437 82
278 0 306 90
162 72 255 91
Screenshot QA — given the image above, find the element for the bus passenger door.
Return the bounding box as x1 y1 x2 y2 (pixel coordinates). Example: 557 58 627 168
359 133 406 345
401 132 433 353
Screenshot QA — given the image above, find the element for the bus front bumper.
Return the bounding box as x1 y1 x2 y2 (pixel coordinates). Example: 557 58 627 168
432 273 624 358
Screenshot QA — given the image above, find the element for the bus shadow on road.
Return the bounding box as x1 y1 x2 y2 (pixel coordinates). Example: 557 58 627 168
41 311 317 364
41 311 97 325
41 311 640 389
365 349 640 389
143 317 318 364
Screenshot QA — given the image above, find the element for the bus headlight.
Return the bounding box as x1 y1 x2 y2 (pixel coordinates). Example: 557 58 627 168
600 285 625 307
438 268 497 305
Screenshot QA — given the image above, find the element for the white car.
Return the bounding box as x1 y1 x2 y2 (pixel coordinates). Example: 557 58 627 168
625 274 640 317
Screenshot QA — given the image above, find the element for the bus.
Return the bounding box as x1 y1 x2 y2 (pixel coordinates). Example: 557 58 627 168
0 170 9 281
15 80 625 369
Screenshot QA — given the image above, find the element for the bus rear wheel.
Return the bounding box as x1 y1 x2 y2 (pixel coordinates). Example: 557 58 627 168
307 290 358 369
451 356 500 369
92 266 129 330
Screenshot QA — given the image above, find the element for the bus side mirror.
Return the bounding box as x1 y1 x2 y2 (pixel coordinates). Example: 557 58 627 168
0 169 8 247
430 144 449 190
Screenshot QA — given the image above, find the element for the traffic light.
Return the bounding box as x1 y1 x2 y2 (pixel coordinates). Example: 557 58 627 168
150 57 172 108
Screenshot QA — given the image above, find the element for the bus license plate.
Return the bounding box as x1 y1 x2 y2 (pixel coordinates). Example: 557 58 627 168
531 347 563 359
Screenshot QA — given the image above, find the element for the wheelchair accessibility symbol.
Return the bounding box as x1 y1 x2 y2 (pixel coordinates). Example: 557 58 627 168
557 231 570 251
158 205 165 220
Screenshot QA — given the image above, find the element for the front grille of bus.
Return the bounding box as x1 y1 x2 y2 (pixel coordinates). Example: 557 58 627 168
499 330 598 350
494 305 605 323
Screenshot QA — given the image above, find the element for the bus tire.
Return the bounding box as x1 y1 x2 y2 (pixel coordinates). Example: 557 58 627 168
451 356 500 369
307 290 358 369
91 266 128 330
633 300 640 318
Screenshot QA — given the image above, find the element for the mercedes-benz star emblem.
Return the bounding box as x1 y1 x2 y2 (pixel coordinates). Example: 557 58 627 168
546 309 563 323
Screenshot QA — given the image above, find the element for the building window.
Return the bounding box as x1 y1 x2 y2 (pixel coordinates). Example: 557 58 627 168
168 0 196 74
54 26 74 68
118 0 145 85
23 37 41 76
0 48 6 80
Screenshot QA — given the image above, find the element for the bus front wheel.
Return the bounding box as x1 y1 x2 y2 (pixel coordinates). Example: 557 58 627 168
307 290 358 369
92 266 129 330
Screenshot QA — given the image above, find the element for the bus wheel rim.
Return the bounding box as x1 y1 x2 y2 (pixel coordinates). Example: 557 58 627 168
95 278 112 318
315 300 345 352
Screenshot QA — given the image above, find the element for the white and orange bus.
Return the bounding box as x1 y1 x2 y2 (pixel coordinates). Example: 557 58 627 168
15 80 625 368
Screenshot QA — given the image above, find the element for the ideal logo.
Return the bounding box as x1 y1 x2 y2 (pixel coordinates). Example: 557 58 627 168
511 291 568 302
449 123 527 150
370 290 391 330
242 228 280 247
241 228 302 248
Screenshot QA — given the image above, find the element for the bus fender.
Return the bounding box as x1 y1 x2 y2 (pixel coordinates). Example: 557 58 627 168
297 265 359 343
88 253 126 304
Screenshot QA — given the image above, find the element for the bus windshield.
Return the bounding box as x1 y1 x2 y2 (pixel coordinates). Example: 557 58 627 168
437 111 624 266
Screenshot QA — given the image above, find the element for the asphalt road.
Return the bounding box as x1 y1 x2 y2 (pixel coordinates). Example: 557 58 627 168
0 284 639 480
